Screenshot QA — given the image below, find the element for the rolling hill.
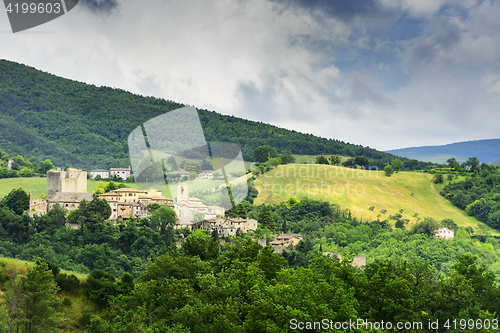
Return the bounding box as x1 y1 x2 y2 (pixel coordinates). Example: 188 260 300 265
386 139 500 165
253 164 500 235
0 59 430 171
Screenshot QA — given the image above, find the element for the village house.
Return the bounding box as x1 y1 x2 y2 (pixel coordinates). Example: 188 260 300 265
435 227 455 239
194 217 258 236
110 167 131 180
271 233 303 247
270 233 303 252
89 169 110 179
196 170 214 179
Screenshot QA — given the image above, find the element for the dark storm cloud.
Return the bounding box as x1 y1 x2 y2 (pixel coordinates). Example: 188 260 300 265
79 0 119 15
268 0 389 21
404 17 462 69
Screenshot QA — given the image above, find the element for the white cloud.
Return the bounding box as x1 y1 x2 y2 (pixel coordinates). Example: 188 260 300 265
1 0 500 152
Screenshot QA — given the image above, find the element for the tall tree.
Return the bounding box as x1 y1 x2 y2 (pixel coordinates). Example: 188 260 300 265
391 159 403 173
1 188 29 215
329 154 341 165
355 156 370 169
384 165 394 177
465 156 480 172
150 206 177 234
20 261 60 333
315 155 329 165
253 145 278 164
258 205 274 230
279 150 295 164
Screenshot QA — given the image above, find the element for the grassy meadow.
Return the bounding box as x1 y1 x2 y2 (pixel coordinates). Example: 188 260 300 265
254 164 500 236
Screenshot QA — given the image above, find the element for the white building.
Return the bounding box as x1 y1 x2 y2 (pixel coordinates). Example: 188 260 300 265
436 227 455 239
90 169 110 179
196 170 214 179
110 167 131 180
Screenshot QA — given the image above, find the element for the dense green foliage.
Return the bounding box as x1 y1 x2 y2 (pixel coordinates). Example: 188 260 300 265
1 184 500 330
1 261 60 333
246 198 500 279
3 239 500 332
441 163 500 229
0 188 29 215
0 59 431 170
0 149 54 179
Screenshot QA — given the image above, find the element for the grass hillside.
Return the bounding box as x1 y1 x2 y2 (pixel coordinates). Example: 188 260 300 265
254 164 500 235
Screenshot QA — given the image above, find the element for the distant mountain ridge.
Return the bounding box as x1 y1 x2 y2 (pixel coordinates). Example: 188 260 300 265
0 59 428 170
387 139 500 165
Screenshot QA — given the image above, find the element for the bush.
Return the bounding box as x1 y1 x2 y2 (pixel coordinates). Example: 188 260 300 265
81 269 118 309
433 173 444 184
55 273 80 294
62 297 72 307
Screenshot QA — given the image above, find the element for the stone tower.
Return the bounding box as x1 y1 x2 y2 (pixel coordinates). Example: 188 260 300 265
177 182 188 202
46 168 87 197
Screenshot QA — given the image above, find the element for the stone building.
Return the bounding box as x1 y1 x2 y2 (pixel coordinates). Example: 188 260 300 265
99 187 174 220
194 217 258 236
46 168 88 195
173 183 225 228
271 233 303 247
29 168 93 216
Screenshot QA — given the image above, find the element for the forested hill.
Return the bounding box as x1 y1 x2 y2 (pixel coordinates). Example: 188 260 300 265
387 139 500 165
1 59 409 170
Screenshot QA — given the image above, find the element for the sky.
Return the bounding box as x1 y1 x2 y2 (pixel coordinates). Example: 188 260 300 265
1 0 499 151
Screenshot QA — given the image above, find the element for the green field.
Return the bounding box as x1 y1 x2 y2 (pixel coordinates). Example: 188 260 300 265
254 164 500 235
0 176 244 201
0 177 47 199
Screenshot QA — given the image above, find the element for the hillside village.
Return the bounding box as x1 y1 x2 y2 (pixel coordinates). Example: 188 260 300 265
27 168 276 242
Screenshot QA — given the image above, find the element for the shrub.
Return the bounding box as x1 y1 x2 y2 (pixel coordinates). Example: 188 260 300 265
55 273 80 294
62 297 72 307
433 173 444 184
